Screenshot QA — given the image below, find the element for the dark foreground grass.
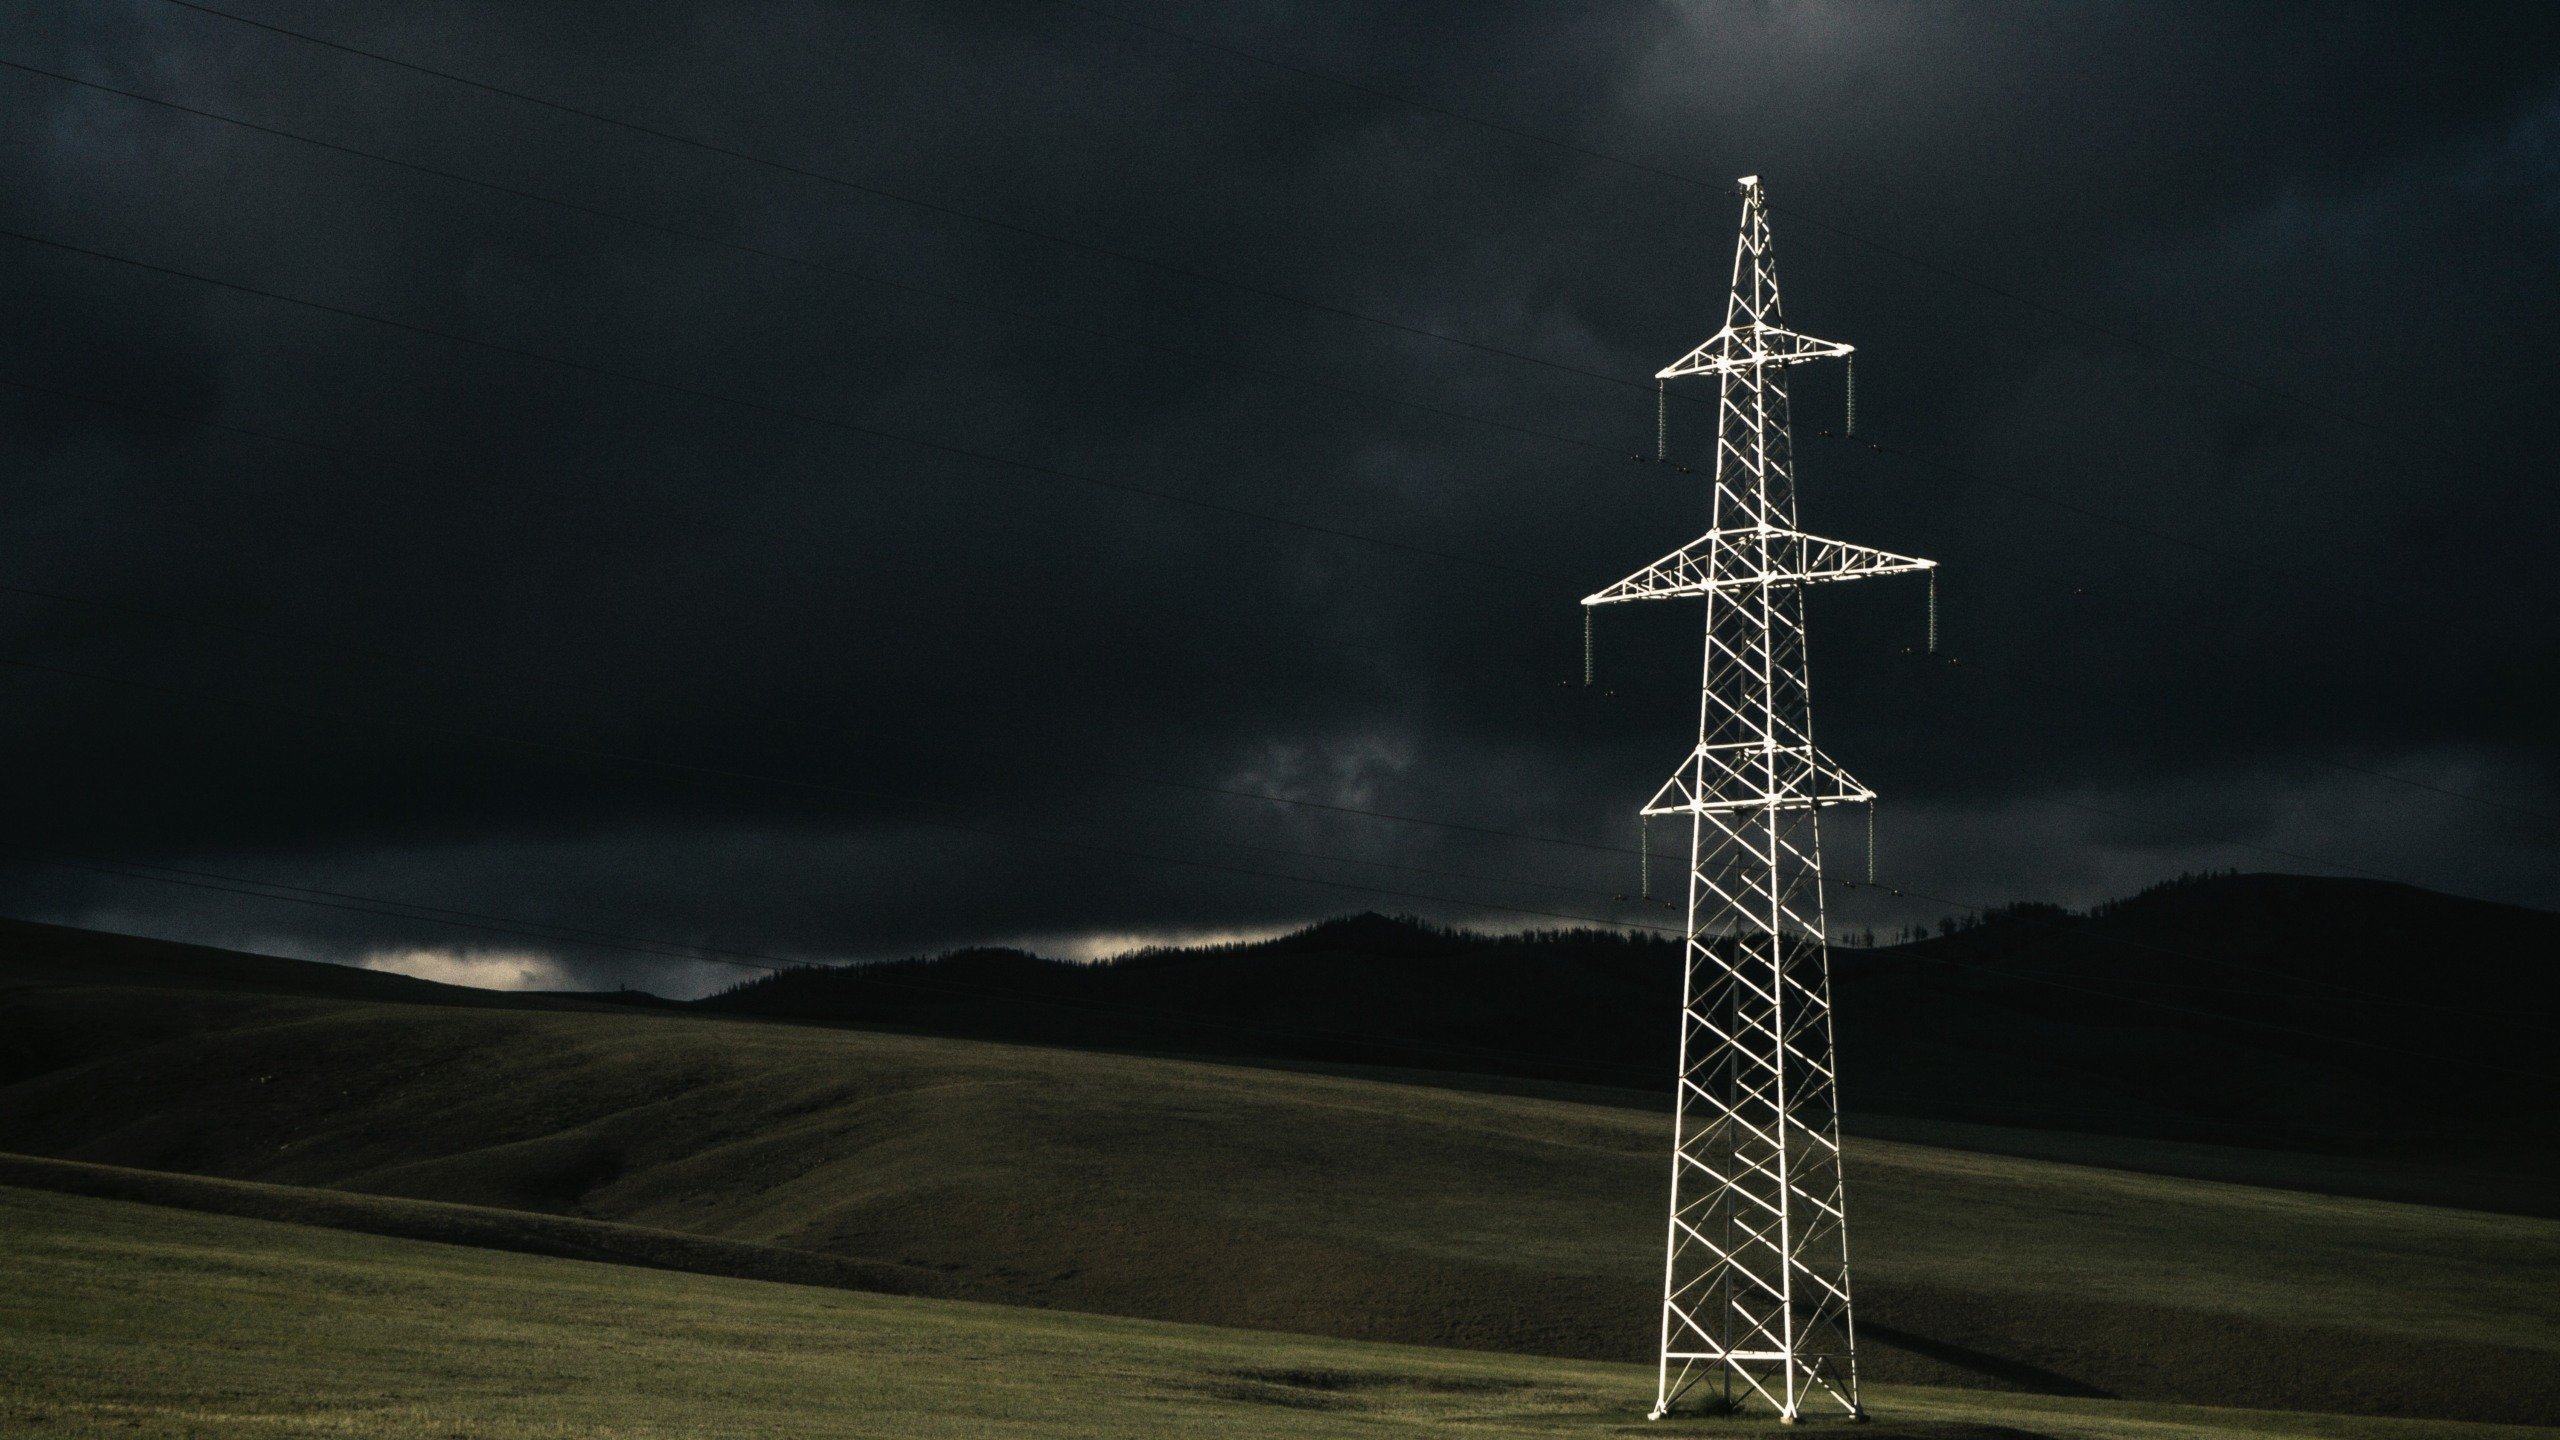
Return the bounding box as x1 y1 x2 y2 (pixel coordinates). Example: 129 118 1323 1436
8 984 2560 1424
4 1184 2548 1440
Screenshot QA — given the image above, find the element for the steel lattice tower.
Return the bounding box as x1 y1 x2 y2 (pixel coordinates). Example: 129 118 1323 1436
1585 176 1935 1423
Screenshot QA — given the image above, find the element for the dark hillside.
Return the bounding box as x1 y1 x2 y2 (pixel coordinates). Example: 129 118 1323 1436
705 914 1669 1087
5 872 2550 1168
0 916 654 1090
704 874 2560 1161
0 916 502 1003
5 986 2555 1422
1838 873 2560 1153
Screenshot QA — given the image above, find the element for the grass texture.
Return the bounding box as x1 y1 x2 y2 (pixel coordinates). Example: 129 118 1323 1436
7 1183 2553 1440
5 982 2557 1423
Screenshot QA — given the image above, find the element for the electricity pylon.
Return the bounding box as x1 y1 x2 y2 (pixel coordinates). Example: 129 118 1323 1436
1586 176 1934 1423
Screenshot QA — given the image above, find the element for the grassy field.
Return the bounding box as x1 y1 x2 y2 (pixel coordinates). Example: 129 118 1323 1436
7 1183 2551 1440
6 979 2559 1425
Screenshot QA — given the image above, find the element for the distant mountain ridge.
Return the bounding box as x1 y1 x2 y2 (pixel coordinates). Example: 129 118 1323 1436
3 870 2557 1422
703 872 2560 1161
2 872 2550 1162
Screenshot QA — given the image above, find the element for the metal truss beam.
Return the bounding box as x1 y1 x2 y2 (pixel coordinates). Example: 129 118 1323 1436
1655 323 1853 381
1583 528 1931 607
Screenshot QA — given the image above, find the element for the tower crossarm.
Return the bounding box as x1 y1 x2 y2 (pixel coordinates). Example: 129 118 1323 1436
1582 527 1934 608
1655 323 1852 380
1640 742 1873 816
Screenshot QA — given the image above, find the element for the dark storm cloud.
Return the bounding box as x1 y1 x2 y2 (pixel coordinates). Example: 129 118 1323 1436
0 0 2552 991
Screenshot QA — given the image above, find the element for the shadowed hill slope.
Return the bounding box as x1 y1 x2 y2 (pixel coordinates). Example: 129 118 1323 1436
11 876 2547 1162
701 874 2560 1161
0 914 538 1007
3 971 2556 1425
0 914 661 1092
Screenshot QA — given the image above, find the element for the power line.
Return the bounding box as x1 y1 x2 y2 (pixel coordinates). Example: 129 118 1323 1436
1577 426 2548 834
1578 620 2552 872
5 193 2498 850
17 355 2541 860
22 350 2522 886
143 0 2538 502
1587 632 2549 891
2 522 2522 996
1801 428 2553 829
1041 0 2523 492
30 41 2419 634
0 392 1627 869
0 379 1672 893
0 539 2507 1029
1656 646 2546 903
1870 640 2560 848
0 566 1663 903
0 2 2535 1094
5 590 2528 1046
12 50 2492 637
19 17 2541 985
0 371 2519 918
7 763 2473 1030
0 553 1813 913
1813 427 2400 621
143 0 1671 404
42 6 2539 685
0 371 1422 687
0 57 1627 467
0 223 1564 586
2035 795 2418 887
10 335 2519 901
0 651 1677 936
2307 757 2558 829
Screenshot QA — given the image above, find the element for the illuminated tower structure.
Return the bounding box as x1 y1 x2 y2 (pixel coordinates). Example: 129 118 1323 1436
1584 176 1936 1423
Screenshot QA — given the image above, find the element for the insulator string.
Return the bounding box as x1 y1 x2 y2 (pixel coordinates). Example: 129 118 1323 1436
1865 801 1876 885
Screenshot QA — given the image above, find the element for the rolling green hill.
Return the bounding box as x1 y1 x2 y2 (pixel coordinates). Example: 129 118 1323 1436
17 1182 2540 1440
3 945 2555 1427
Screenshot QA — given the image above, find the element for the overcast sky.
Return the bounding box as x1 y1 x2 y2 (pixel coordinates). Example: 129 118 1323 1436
2 0 2553 995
